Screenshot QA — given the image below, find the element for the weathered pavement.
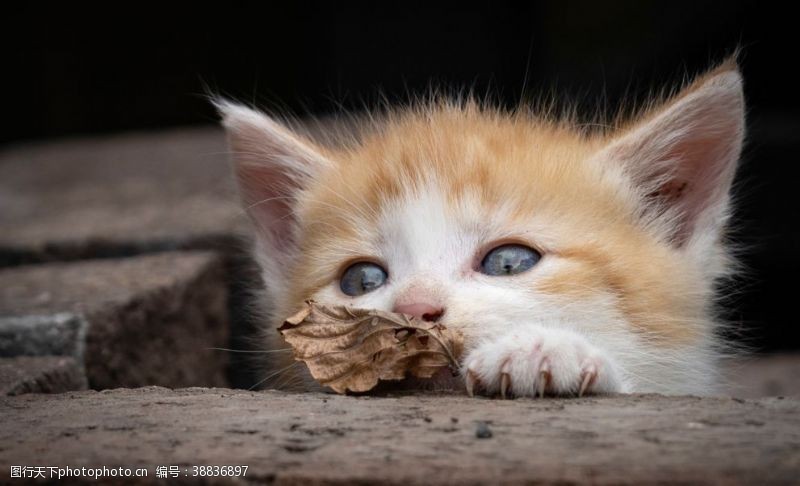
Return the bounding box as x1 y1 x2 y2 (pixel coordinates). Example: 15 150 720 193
0 128 244 390
0 251 229 390
1 388 798 485
0 356 86 396
0 128 240 265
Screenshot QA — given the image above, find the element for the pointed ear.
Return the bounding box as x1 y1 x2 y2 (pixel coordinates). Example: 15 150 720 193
216 101 332 254
598 62 745 247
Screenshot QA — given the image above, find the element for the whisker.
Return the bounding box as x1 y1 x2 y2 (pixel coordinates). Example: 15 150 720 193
248 362 301 391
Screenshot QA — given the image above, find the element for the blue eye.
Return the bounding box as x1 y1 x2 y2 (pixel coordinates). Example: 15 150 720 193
340 262 388 296
480 244 541 276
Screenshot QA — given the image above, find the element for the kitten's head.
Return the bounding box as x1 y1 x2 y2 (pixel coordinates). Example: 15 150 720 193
219 61 744 377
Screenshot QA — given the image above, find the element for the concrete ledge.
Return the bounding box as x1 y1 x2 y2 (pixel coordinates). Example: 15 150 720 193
0 252 230 389
0 128 241 265
0 356 87 395
1 388 797 484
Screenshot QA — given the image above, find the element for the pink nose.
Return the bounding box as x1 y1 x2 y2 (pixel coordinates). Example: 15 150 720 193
393 302 445 322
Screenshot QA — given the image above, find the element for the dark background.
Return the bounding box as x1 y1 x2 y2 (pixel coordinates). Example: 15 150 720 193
4 2 798 352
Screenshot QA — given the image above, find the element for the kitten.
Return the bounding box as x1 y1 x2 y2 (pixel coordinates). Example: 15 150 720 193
217 59 744 397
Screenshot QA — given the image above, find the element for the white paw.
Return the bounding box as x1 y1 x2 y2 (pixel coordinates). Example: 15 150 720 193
462 327 623 398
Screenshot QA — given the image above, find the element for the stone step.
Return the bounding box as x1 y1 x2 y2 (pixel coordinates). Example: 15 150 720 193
0 356 87 396
1 388 797 484
0 252 229 390
0 127 242 265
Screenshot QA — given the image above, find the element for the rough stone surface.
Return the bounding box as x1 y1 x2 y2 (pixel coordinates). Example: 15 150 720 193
0 127 243 265
0 127 266 389
0 313 86 358
0 388 798 484
0 252 229 389
0 356 87 395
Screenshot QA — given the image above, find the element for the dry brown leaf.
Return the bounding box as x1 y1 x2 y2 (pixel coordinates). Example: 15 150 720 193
279 300 464 394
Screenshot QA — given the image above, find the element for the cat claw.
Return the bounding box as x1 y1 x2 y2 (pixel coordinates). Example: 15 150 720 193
579 363 598 397
466 369 478 397
500 360 511 399
462 332 622 398
500 372 510 399
537 361 550 398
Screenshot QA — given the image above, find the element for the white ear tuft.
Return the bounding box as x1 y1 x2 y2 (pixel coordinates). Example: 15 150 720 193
598 64 745 247
216 100 331 254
